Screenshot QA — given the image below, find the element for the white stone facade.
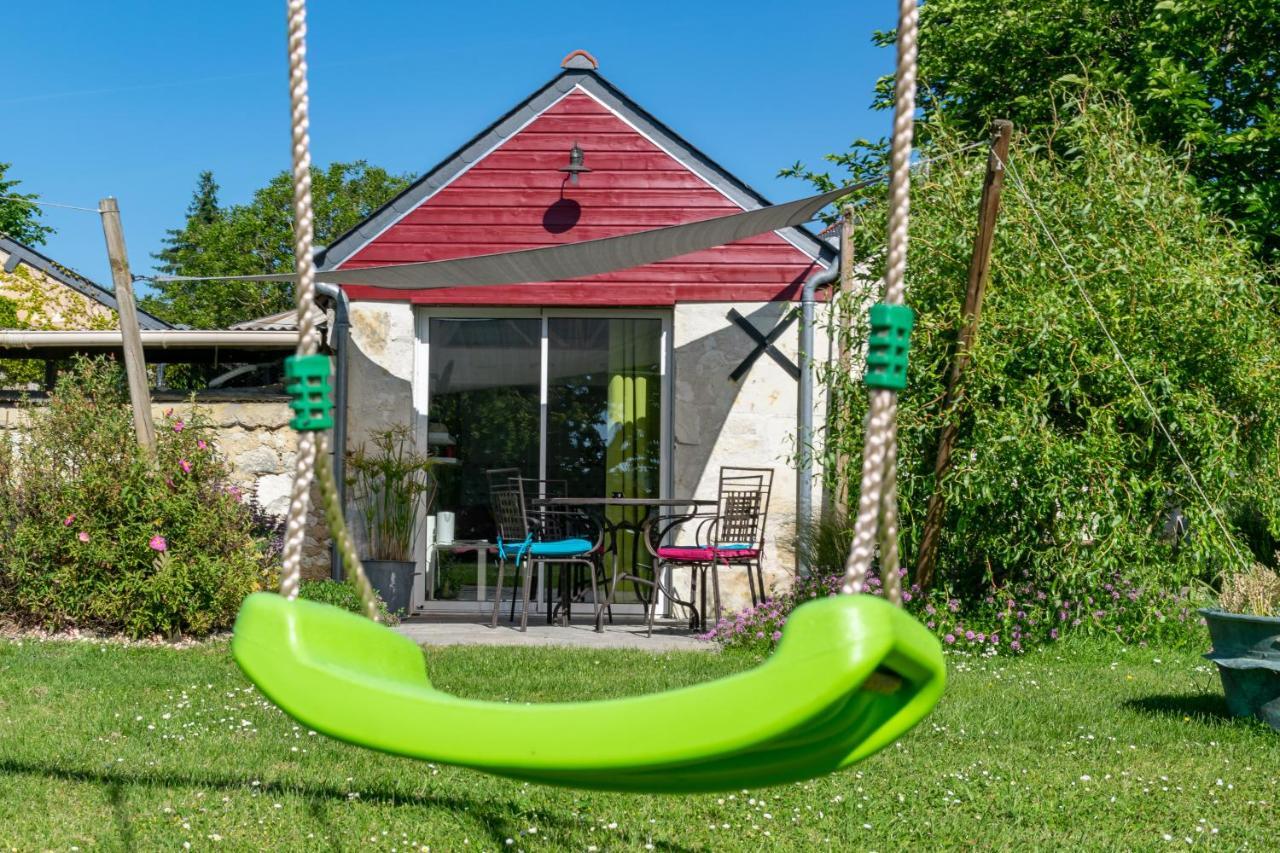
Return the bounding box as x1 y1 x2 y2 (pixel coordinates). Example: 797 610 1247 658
670 301 831 613
342 297 832 617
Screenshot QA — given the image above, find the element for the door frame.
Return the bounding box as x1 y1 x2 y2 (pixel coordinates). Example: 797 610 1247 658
411 306 675 616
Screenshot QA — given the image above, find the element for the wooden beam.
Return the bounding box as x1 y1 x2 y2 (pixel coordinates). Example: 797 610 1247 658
99 197 156 453
914 120 1013 590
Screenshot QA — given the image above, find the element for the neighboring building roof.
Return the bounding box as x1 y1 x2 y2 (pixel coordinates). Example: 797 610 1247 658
229 305 327 332
317 54 833 306
0 236 171 330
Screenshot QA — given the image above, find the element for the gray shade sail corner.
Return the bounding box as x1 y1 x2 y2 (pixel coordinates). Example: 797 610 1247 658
152 182 858 291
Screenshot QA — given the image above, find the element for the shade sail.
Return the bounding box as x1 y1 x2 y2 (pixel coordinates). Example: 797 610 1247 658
153 183 858 290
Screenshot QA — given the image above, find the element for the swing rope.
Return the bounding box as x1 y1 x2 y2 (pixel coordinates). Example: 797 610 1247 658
842 0 919 605
278 0 379 620
276 0 923 616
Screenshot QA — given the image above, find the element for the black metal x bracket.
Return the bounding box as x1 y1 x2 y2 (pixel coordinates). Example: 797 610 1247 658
728 308 800 382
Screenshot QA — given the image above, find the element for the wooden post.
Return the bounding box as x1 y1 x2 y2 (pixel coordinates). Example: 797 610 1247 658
834 205 856 519
99 197 156 452
914 120 1012 590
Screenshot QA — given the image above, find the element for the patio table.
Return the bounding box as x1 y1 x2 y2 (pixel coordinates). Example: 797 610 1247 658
534 496 715 632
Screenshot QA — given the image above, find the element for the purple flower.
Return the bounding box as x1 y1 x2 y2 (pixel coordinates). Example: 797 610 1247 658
1050 628 1059 640
197 439 208 451
178 459 191 474
78 531 90 543
771 630 782 641
944 633 956 645
975 632 985 643
989 633 999 644
149 535 167 552
173 420 185 433
1010 640 1022 651
64 514 76 526
965 630 975 641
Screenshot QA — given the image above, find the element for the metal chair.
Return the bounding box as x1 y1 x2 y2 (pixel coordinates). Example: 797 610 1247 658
645 467 773 629
486 469 600 631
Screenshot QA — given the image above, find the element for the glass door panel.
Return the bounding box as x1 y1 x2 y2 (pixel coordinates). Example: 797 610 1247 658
546 317 662 604
426 317 540 603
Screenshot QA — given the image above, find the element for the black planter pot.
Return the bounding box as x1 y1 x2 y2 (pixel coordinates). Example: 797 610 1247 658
1200 608 1280 731
363 559 415 616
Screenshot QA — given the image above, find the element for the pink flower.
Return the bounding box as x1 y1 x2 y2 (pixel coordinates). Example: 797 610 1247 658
63 514 75 526
173 420 185 433
148 535 167 552
179 459 191 474
197 439 207 450
163 408 173 418
78 531 90 543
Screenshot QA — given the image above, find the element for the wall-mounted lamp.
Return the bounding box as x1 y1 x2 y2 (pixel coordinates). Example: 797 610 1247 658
559 142 591 185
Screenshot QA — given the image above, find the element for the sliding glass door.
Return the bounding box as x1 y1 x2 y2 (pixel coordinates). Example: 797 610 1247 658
546 318 663 605
415 310 669 613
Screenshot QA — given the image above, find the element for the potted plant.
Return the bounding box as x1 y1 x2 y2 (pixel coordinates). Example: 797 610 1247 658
1201 560 1280 731
347 425 437 615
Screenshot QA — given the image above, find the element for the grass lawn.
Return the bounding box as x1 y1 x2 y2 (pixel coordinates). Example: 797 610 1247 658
1 634 1276 850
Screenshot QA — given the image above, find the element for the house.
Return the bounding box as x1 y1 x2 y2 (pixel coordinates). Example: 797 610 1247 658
0 235 169 333
320 51 837 617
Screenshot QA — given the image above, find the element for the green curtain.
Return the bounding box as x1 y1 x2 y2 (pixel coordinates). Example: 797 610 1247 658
605 320 660 579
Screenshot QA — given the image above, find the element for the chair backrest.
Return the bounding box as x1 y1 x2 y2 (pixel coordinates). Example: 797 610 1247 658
715 467 773 549
486 468 528 541
518 477 570 540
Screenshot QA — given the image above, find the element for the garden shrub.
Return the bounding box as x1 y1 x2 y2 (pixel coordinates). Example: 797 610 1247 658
0 357 273 637
298 578 398 625
704 519 1205 655
816 98 1280 606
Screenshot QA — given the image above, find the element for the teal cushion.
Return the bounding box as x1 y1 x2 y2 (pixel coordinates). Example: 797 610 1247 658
529 538 594 558
718 543 754 550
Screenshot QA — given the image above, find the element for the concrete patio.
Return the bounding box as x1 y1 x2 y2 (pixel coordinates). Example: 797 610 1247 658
395 615 713 652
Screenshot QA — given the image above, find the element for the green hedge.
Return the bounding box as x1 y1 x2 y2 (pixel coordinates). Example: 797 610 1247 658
820 99 1280 599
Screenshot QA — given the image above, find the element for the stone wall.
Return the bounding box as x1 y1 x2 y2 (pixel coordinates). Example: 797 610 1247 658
672 300 832 613
0 396 332 579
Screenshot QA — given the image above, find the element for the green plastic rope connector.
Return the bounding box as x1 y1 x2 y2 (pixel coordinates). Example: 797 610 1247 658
284 354 334 431
864 303 915 391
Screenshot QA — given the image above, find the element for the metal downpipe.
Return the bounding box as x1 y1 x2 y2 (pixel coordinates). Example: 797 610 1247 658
796 250 841 576
316 282 350 581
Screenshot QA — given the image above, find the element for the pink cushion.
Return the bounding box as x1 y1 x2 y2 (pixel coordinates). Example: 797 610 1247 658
657 546 715 561
657 546 760 562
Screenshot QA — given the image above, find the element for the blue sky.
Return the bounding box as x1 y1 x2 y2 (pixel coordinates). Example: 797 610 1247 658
6 1 896 292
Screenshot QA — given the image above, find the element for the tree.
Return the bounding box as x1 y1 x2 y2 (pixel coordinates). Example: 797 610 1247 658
865 0 1279 260
0 162 53 246
145 162 411 328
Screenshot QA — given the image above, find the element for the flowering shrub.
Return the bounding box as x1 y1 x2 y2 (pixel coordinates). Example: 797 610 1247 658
0 357 272 638
702 566 1206 656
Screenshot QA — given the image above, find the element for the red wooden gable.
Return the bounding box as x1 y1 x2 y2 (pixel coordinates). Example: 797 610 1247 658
338 90 820 306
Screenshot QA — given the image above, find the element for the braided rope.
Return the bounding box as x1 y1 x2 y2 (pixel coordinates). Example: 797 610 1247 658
279 0 319 599
277 0 380 617
841 0 918 605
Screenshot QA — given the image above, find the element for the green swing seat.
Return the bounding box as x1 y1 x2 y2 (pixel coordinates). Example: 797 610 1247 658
231 591 945 792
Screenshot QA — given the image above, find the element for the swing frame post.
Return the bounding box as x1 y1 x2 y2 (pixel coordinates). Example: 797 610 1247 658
914 119 1012 590
99 196 157 453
